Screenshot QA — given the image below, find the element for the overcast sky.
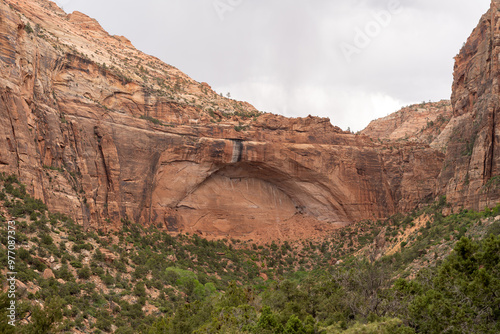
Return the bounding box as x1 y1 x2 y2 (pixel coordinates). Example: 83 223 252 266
54 0 491 131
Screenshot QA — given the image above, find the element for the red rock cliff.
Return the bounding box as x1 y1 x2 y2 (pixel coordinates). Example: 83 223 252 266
435 0 500 210
1 0 493 240
361 100 453 151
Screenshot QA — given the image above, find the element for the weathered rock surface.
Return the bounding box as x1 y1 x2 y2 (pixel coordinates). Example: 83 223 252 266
435 0 500 211
42 268 55 280
361 100 453 150
0 0 497 241
361 0 500 212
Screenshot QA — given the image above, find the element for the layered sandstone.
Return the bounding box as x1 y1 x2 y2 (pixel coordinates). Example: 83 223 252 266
0 0 497 241
435 0 500 210
361 100 453 150
361 0 500 211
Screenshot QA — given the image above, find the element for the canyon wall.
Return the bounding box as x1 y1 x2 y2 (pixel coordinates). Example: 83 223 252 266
436 0 500 210
361 100 453 150
362 0 500 213
0 0 498 240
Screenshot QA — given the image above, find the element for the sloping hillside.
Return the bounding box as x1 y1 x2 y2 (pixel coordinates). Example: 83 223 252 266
1 174 499 333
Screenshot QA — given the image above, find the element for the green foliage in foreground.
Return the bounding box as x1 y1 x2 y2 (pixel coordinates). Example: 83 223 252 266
148 234 500 334
396 235 500 333
0 173 498 333
0 293 63 334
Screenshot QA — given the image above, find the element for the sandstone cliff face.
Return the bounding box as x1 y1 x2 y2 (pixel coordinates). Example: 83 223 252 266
0 0 493 241
361 0 500 212
361 100 453 150
435 0 500 211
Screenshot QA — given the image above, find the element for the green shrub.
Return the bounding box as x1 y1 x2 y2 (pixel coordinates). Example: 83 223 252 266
139 115 163 125
40 233 53 246
70 261 83 269
96 312 113 332
77 266 91 280
55 265 74 281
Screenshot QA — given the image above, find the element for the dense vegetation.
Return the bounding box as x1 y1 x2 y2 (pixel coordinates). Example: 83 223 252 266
0 173 498 333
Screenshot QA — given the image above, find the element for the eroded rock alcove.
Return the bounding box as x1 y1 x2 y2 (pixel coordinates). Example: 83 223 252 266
150 142 352 240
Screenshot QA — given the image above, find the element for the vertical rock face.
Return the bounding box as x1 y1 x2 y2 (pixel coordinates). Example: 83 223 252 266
0 0 497 241
436 0 500 210
149 139 443 238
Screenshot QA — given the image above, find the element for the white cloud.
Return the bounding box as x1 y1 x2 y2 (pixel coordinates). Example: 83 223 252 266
215 79 405 131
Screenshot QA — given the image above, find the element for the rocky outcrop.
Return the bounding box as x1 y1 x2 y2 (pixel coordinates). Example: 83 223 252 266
435 0 500 211
150 138 443 239
1 0 497 241
361 100 453 150
361 0 500 212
